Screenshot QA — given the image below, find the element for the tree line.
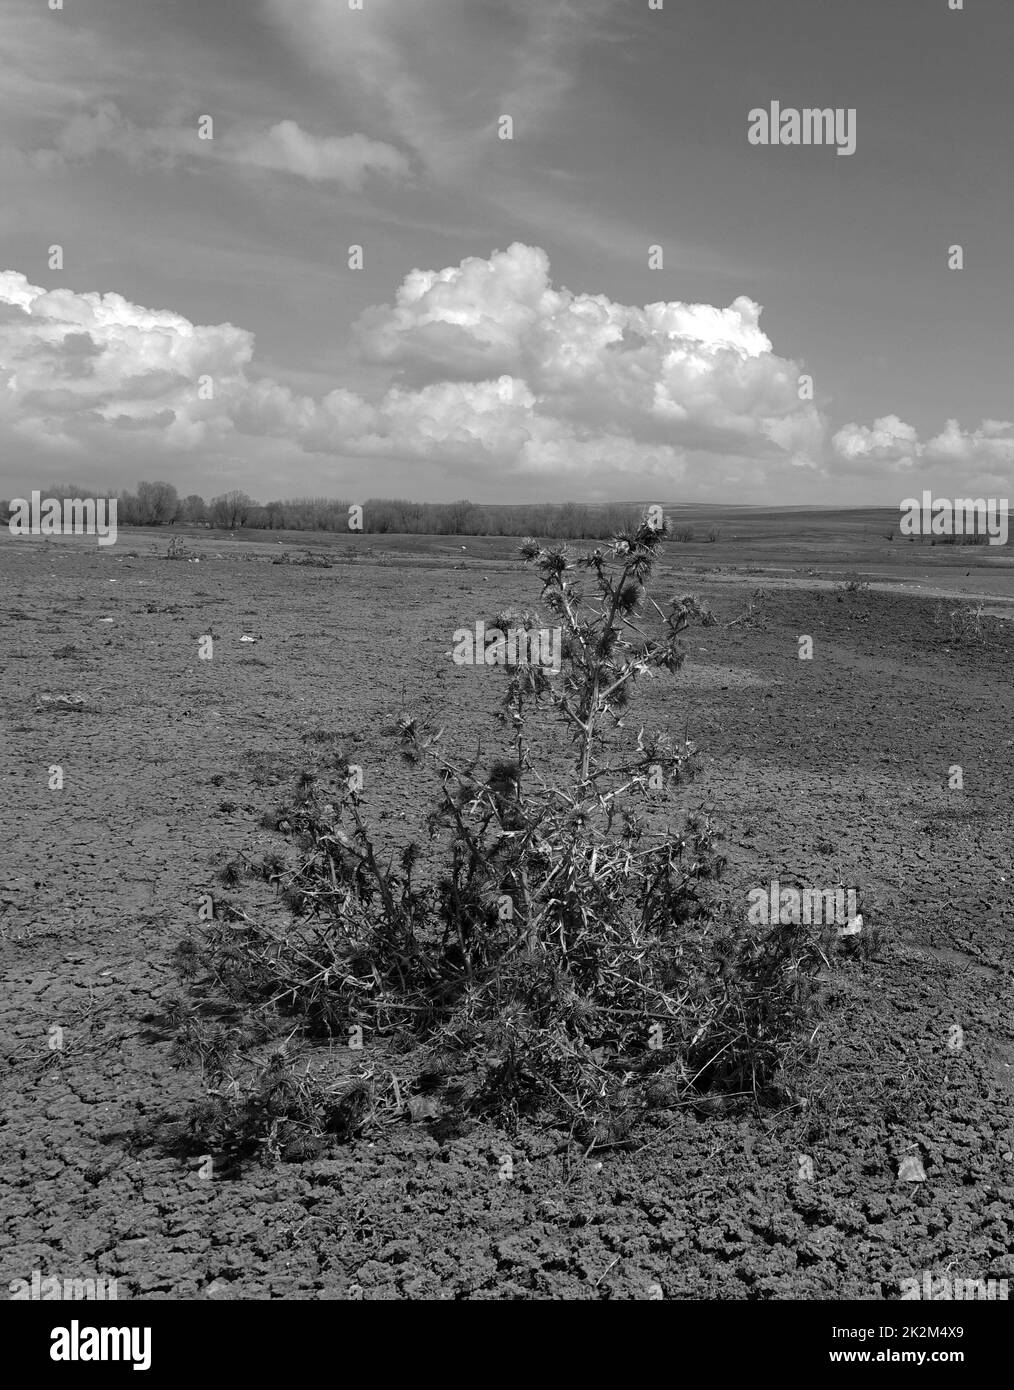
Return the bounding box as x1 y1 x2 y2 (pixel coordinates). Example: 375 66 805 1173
2 482 647 539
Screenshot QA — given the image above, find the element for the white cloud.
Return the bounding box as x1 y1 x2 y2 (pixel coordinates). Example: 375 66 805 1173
2 247 1007 501
831 414 921 471
832 412 1014 488
352 243 818 472
258 0 713 269
0 246 825 496
229 120 409 186
924 418 1014 467
39 102 409 188
262 0 610 178
0 270 252 462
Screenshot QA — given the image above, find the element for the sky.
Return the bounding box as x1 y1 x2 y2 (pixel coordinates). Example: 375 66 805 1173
0 0 1011 506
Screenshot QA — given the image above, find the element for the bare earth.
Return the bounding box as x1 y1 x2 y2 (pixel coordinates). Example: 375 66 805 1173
2 521 1012 1300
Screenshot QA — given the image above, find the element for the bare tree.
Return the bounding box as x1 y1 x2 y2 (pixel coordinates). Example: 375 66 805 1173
208 490 257 529
134 480 180 525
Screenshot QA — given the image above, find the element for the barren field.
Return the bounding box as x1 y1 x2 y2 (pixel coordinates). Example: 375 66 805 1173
2 521 1013 1300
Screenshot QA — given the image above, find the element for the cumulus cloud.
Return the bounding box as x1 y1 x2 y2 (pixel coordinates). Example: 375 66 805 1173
924 418 1014 468
832 414 921 472
40 102 409 188
0 270 253 460
2 246 1007 499
832 412 1014 489
0 246 825 492
350 242 823 477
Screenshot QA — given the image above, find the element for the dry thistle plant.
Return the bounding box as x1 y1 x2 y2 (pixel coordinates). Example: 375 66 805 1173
169 516 828 1158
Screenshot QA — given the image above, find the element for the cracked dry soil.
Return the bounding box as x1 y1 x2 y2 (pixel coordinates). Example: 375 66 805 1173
2 534 1012 1299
